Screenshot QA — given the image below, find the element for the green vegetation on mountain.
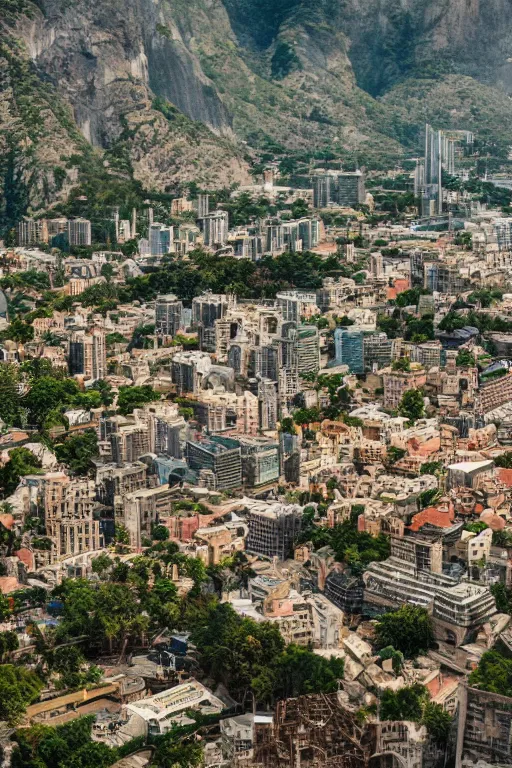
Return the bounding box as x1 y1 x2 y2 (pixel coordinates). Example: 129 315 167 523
3 0 512 223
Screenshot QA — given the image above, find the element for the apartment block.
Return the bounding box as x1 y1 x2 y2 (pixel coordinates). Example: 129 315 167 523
25 472 102 561
155 294 183 337
239 436 280 488
382 366 427 409
68 327 107 381
186 436 242 490
246 500 303 560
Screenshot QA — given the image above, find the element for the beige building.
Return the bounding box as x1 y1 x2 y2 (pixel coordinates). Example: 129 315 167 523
69 327 107 381
122 485 174 549
382 366 427 409
25 472 102 562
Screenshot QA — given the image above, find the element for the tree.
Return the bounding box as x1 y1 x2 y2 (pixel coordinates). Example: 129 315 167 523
379 684 428 722
279 418 296 435
2 317 34 344
152 740 203 768
0 630 19 661
387 446 406 465
420 461 443 475
375 605 435 658
152 524 170 541
273 645 345 701
379 646 404 674
422 701 452 744
492 529 512 548
404 316 434 342
418 488 440 510
392 357 411 372
12 716 119 768
48 646 101 690
469 650 512 696
399 388 424 423
438 312 467 333
114 524 130 550
24 376 80 428
494 452 512 469
293 407 321 426
0 664 43 724
91 553 113 579
0 447 42 497
55 431 98 476
0 364 21 426
91 380 114 407
456 349 476 367
100 263 115 282
117 385 159 415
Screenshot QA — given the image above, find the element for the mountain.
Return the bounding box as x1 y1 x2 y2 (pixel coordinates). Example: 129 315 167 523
2 0 512 228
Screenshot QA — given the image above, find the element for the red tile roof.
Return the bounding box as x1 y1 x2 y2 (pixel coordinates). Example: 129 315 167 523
498 469 512 487
408 506 454 532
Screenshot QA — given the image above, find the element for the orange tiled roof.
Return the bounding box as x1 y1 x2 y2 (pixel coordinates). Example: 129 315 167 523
498 469 512 487
408 506 454 532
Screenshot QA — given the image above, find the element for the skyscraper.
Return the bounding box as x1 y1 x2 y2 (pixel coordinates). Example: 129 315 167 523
197 194 210 218
17 218 48 246
155 294 183 337
68 218 92 246
201 211 228 247
149 224 173 256
312 170 366 209
69 327 107 381
296 325 320 374
192 292 229 329
334 328 364 374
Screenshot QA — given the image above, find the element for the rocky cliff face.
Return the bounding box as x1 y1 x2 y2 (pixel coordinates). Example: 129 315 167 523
2 0 512 224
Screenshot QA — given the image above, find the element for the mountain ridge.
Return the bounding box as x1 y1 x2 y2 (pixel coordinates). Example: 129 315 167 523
2 0 512 229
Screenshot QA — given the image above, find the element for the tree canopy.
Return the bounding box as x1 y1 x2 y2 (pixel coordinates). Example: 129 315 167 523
375 606 435 658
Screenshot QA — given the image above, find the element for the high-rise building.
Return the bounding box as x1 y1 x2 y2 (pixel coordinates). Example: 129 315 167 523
425 262 468 294
186 436 242 490
25 472 102 561
197 194 210 218
334 328 364 373
68 218 92 246
171 351 212 395
282 221 301 252
255 345 279 383
202 211 228 247
233 235 264 261
419 125 474 216
133 402 185 458
69 327 106 381
17 218 48 246
246 500 303 559
276 291 319 323
258 379 278 431
264 220 284 254
312 174 332 209
494 219 512 252
111 424 150 464
170 198 193 216
149 224 173 256
312 170 366 209
155 294 183 337
337 171 366 207
363 332 392 371
47 218 69 239
298 218 320 251
240 436 280 488
410 250 425 286
296 325 320 374
192 292 229 329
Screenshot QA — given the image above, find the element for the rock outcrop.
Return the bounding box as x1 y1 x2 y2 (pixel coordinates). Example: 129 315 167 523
2 0 512 222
